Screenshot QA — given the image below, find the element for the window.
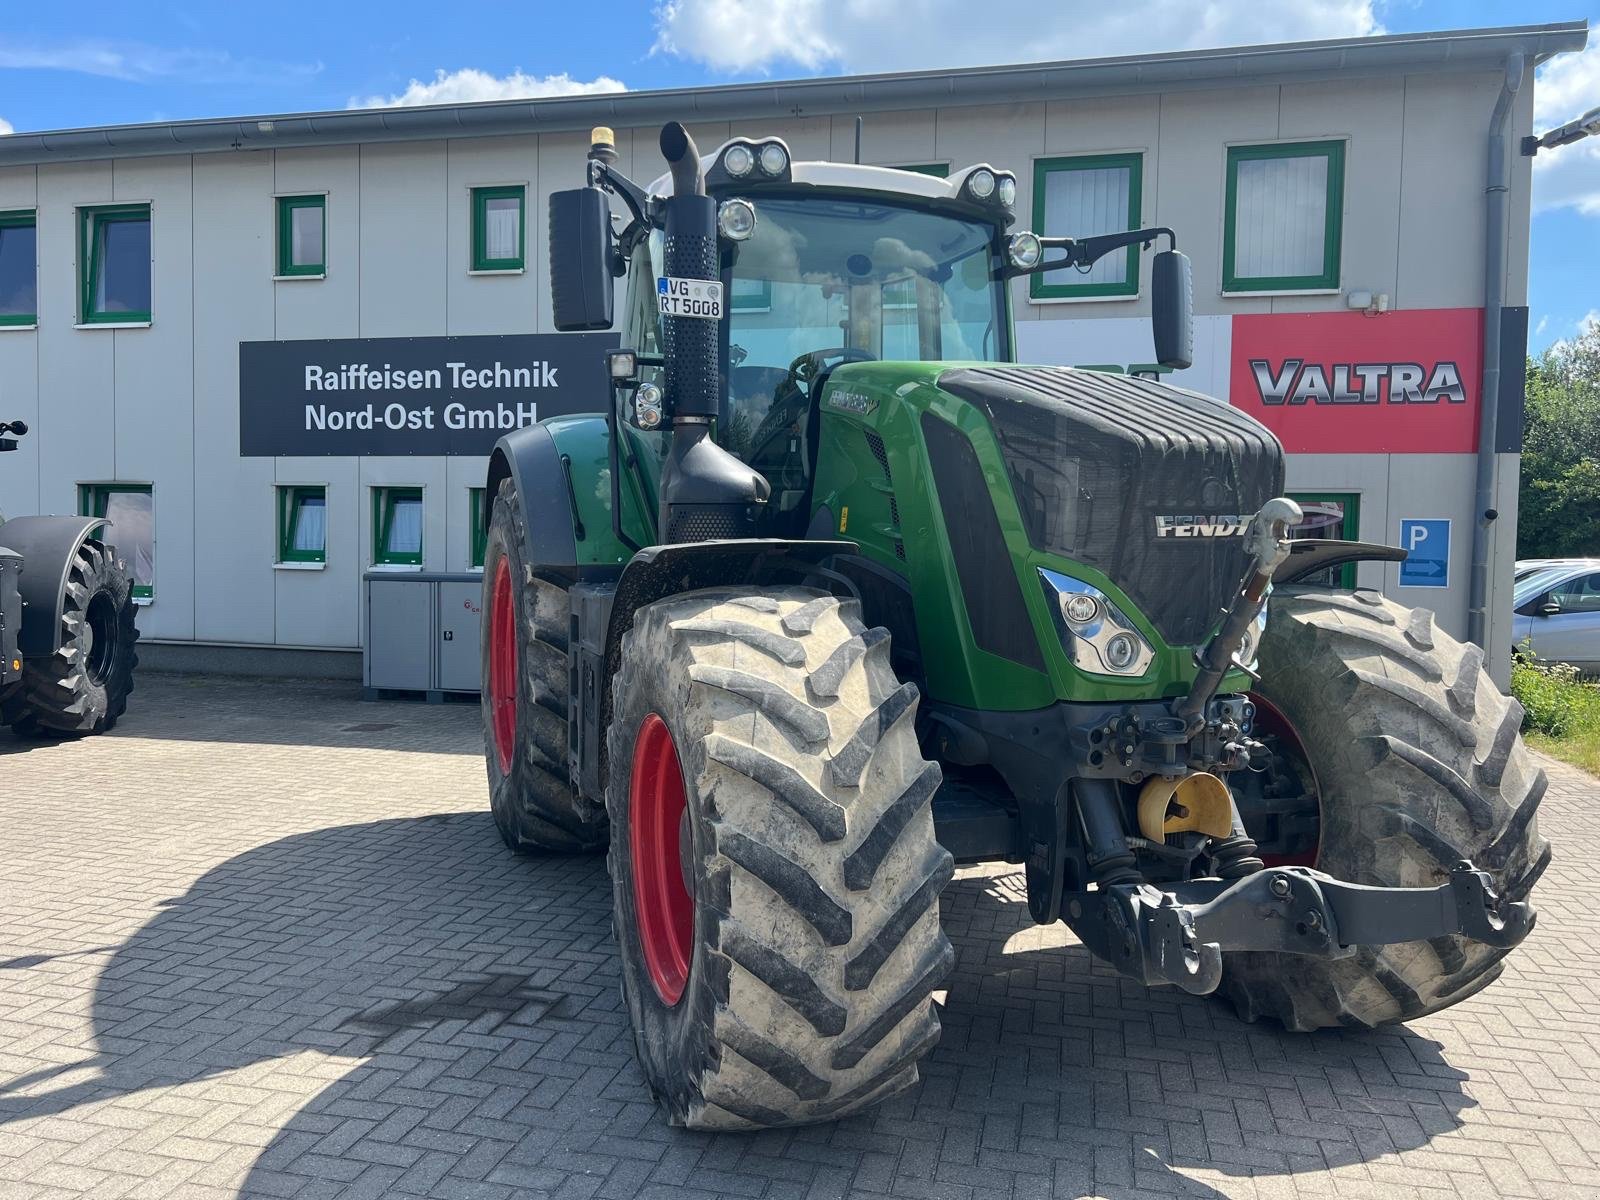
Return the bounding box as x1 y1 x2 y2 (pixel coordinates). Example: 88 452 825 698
0 210 37 326
78 205 152 324
471 186 525 272
901 163 949 178
373 487 423 565
1031 153 1143 300
276 195 325 277
730 278 772 313
469 487 487 569
1549 572 1600 615
1286 492 1360 589
79 484 154 599
277 486 327 564
1224 140 1345 293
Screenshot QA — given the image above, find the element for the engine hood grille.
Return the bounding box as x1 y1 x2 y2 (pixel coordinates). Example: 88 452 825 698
936 366 1285 648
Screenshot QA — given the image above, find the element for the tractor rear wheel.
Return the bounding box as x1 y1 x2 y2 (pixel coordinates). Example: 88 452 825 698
607 586 953 1128
7 538 138 737
480 478 606 853
1220 586 1549 1030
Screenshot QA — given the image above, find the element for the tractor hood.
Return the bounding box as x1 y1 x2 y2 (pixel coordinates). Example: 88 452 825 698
936 366 1285 648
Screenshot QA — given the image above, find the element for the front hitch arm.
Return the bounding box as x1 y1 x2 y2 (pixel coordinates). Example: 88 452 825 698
1067 861 1535 996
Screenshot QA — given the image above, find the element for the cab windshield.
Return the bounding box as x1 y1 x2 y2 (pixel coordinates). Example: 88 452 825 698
720 194 1007 509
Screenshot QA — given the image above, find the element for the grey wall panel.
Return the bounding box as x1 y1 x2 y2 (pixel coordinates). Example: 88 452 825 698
193 154 277 645
1397 72 1495 310
36 161 115 518
1155 86 1280 317
112 156 195 640
1382 452 1477 637
0 166 40 518
1275 77 1404 315
446 456 488 574
1505 84 1534 309
828 109 936 168
359 141 448 338
446 136 538 337
1487 451 1520 687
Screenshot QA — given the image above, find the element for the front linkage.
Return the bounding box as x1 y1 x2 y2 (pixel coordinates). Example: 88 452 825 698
1054 498 1536 994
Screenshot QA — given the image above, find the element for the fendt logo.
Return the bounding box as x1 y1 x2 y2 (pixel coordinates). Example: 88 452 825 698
1154 515 1249 538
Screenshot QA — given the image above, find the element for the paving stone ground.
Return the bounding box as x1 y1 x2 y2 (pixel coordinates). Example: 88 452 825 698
1 672 1596 1200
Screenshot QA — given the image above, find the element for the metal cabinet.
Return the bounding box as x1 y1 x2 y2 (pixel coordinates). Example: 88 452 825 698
364 571 485 699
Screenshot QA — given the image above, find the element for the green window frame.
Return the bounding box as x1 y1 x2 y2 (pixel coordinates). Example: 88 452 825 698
373 486 424 566
1223 140 1345 293
277 485 327 564
1287 492 1361 589
0 209 38 326
1031 153 1143 300
471 185 526 272
275 195 326 277
78 204 152 325
469 487 488 569
79 483 154 598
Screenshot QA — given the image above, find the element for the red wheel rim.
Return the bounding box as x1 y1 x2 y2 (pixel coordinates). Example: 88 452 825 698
630 713 694 1006
1249 692 1321 868
489 557 517 775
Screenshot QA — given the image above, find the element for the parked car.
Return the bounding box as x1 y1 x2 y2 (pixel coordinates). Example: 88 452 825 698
1512 558 1600 674
1515 557 1594 582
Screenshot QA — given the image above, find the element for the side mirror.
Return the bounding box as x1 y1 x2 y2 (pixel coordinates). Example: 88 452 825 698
1540 599 1562 616
1151 249 1192 371
548 187 615 332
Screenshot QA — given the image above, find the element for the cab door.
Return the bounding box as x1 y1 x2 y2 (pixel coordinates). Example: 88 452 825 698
1527 569 1600 673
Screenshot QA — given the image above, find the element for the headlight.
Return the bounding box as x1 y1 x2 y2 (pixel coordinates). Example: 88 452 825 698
758 142 788 176
1007 231 1042 269
723 144 754 178
634 382 664 430
1038 569 1154 677
717 198 757 241
967 168 996 200
997 175 1017 207
1238 606 1269 670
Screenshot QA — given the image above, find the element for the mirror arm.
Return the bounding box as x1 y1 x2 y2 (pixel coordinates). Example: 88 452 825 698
588 160 660 277
1006 226 1178 278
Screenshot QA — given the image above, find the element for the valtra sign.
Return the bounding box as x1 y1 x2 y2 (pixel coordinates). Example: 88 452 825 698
1228 308 1482 453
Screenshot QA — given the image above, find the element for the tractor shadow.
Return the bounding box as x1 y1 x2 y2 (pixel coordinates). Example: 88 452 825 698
0 815 1472 1199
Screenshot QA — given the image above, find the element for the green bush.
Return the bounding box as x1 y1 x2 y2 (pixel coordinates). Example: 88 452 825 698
1511 654 1600 739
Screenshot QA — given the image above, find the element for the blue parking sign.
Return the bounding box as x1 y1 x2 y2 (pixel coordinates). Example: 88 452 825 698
1398 518 1451 588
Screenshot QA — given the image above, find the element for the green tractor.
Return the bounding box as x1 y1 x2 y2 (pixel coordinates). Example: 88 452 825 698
478 123 1545 1129
0 419 140 737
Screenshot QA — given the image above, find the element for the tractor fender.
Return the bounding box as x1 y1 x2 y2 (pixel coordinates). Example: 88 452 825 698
1273 538 1406 587
486 423 580 573
0 514 110 657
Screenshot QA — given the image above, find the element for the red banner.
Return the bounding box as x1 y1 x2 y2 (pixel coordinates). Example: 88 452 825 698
1228 308 1482 454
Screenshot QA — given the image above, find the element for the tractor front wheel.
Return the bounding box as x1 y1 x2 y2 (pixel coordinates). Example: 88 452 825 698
607 587 953 1128
1220 586 1549 1030
7 538 138 737
479 477 606 853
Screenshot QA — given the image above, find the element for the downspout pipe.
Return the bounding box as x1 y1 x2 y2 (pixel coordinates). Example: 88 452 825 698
1468 52 1524 653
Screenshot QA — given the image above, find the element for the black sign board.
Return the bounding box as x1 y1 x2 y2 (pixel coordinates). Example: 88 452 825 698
239 333 619 456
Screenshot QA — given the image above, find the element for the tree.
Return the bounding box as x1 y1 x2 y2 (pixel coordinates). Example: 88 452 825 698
1519 323 1600 558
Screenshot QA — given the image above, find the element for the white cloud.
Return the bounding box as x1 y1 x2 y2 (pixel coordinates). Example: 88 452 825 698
1532 43 1600 219
351 68 627 109
1583 310 1600 336
651 0 1380 74
1536 315 1549 336
0 117 11 136
0 38 319 85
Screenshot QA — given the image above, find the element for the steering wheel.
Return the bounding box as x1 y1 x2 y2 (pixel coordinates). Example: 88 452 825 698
787 347 876 390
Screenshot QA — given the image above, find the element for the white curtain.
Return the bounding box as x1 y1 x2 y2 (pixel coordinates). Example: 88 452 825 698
292 495 326 553
387 497 423 556
104 490 155 588
1042 165 1131 287
484 197 520 261
1232 154 1329 280
291 205 323 269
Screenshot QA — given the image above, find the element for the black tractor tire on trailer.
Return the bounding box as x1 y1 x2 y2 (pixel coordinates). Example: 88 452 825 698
1221 586 1550 1031
480 477 607 853
6 538 138 737
607 586 954 1129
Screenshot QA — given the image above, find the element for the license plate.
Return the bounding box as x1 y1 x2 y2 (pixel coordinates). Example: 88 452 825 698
657 276 725 320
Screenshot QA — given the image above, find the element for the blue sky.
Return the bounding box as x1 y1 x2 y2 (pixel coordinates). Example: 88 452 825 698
1 1 1595 351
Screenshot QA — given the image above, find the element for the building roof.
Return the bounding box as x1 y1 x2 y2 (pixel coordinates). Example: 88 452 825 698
0 21 1586 167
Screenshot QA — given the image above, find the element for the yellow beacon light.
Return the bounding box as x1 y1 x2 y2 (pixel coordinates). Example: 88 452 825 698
591 126 615 149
